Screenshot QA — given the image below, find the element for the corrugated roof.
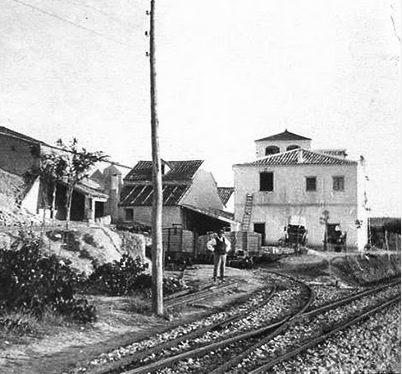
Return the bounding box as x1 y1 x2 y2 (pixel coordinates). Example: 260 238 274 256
255 130 311 142
119 184 190 206
236 148 357 167
124 160 204 182
217 187 234 205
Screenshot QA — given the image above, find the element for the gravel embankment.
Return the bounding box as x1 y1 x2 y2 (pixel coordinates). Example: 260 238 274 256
157 285 399 374
232 285 400 373
307 284 357 310
272 302 401 374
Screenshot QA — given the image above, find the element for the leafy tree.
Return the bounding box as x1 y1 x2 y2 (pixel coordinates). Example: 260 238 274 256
28 139 108 229
54 138 108 229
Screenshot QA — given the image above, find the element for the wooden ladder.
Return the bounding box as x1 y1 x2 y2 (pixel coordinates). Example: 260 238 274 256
241 193 254 231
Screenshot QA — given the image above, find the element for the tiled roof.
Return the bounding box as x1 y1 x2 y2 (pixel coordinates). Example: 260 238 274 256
255 130 311 142
119 184 190 206
217 187 234 205
0 126 47 145
236 148 357 167
314 149 348 158
124 160 204 182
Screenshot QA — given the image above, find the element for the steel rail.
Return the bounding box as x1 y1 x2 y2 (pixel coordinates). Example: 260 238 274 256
211 278 399 374
164 281 239 309
249 295 401 374
303 278 400 318
119 274 312 374
90 285 276 374
210 272 314 374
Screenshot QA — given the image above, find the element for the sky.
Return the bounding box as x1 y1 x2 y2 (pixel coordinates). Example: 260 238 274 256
0 0 400 217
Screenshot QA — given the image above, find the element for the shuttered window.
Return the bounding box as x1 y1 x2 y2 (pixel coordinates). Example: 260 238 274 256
306 177 317 191
260 172 274 191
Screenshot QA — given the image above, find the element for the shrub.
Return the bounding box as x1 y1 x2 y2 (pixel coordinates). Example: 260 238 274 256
125 274 187 296
0 237 96 323
88 255 187 296
89 254 149 296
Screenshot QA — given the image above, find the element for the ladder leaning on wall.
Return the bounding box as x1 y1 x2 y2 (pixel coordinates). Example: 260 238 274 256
241 193 254 231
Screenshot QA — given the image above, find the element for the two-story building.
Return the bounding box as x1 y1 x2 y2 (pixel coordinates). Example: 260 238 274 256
119 160 238 234
233 130 368 250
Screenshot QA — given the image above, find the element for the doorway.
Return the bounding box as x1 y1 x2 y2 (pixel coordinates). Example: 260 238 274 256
95 201 105 219
254 223 266 246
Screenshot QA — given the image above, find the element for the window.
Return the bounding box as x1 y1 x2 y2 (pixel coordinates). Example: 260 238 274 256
265 146 280 155
333 176 345 191
125 208 134 221
287 144 300 151
260 172 274 191
306 177 317 191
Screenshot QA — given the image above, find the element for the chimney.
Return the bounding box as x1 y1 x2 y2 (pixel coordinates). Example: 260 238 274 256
297 148 304 164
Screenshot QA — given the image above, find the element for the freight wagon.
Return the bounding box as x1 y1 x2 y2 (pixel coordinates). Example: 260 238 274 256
162 227 262 269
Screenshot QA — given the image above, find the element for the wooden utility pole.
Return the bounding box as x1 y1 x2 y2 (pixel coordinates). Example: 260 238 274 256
149 0 164 315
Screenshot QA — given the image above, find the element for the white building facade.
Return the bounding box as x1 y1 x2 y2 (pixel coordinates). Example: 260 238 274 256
233 131 368 251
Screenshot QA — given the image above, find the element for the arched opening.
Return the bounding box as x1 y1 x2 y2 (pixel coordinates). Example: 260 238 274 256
286 144 300 151
265 145 280 155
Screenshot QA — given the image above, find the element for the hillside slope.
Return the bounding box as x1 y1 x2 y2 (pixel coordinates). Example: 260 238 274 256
0 169 38 225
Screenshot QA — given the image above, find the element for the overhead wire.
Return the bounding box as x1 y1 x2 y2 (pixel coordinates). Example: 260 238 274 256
66 0 134 34
3 0 150 169
8 0 130 45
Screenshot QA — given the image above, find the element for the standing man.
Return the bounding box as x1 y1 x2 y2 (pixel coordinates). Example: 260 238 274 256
207 229 231 282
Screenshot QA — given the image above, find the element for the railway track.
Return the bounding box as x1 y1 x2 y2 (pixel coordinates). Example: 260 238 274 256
164 280 240 310
97 272 312 374
82 274 399 374
248 296 400 374
87 278 277 374
211 280 400 374
119 278 398 374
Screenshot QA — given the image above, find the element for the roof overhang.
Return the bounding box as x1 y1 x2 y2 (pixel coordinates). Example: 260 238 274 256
180 204 240 225
55 180 109 200
73 183 109 200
